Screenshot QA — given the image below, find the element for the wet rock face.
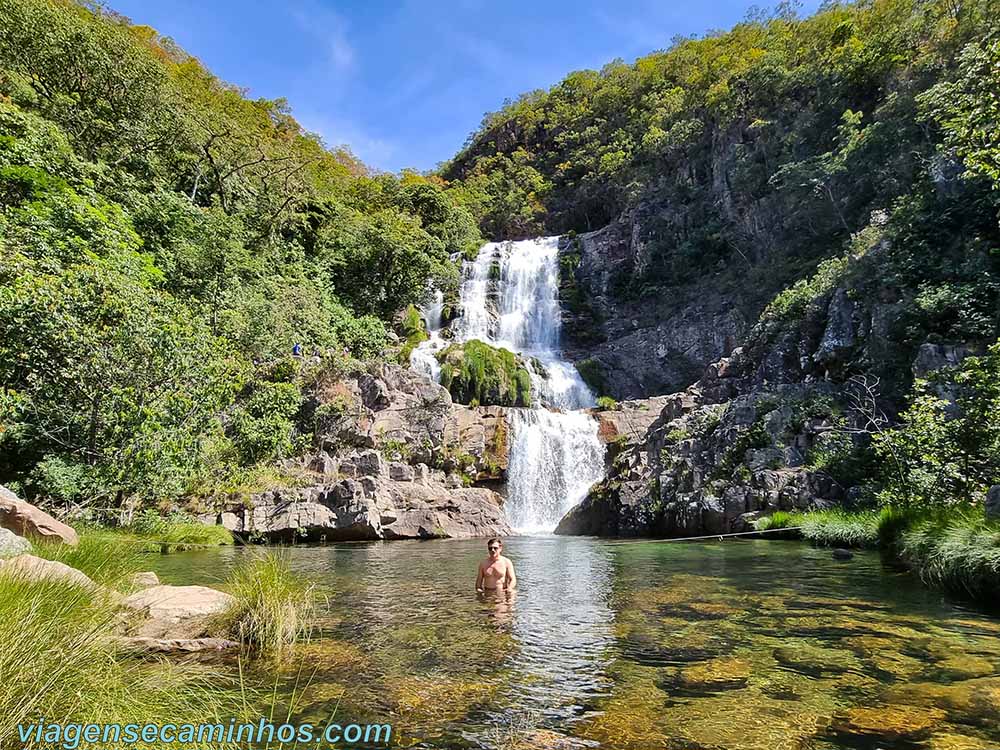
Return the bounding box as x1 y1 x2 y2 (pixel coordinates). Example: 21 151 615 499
556 349 845 538
558 225 748 400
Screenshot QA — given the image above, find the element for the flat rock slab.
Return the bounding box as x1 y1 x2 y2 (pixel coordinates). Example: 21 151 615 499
123 584 235 639
0 554 97 590
118 636 239 654
0 485 79 546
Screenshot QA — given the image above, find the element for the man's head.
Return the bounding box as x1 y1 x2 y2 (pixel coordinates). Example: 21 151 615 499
487 538 502 559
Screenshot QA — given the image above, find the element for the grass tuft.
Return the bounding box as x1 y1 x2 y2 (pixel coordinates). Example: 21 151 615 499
799 510 880 548
217 552 316 654
29 531 146 589
754 511 803 532
898 510 1000 598
0 551 245 748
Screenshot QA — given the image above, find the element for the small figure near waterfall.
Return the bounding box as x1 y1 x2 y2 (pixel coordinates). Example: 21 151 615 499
476 538 517 592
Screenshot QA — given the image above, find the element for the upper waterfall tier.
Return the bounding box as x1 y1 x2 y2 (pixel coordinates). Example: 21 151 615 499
456 237 595 411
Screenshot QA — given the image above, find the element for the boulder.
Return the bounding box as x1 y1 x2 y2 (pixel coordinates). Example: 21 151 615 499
986 486 1000 521
307 452 337 475
123 585 235 639
0 485 79 546
0 554 97 590
0 528 31 559
389 462 415 482
354 450 384 477
130 571 160 589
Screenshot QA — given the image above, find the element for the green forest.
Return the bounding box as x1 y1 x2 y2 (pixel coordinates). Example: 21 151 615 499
2 0 999 521
0 0 482 507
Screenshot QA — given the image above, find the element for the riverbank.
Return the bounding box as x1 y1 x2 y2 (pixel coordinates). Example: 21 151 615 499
755 507 1000 604
1 506 313 749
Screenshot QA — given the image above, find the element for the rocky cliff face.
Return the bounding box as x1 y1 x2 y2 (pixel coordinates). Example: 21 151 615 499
202 364 513 541
558 218 749 400
556 251 981 538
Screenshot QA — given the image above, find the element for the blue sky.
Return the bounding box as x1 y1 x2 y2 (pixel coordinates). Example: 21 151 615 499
109 0 822 173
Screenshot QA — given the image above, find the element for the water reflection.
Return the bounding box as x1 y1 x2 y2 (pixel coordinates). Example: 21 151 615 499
149 538 1000 750
477 588 517 632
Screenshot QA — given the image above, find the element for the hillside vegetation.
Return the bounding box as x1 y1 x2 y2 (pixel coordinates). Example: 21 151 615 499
461 0 1000 551
0 0 480 509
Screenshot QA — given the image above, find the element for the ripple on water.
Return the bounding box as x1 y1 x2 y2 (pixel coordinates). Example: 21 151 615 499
147 537 1000 750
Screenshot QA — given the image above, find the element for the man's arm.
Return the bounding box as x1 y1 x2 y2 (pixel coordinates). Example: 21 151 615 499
505 559 517 589
476 563 484 591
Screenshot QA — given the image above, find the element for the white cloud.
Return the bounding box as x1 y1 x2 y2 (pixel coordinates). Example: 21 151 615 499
296 111 398 170
290 1 355 73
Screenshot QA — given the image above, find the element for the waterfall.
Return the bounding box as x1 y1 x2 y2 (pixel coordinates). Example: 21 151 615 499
454 237 605 532
409 289 447 382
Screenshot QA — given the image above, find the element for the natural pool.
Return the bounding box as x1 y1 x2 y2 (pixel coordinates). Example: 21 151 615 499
150 537 1000 750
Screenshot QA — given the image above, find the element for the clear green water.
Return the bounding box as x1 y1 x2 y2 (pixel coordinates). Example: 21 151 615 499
150 538 1000 750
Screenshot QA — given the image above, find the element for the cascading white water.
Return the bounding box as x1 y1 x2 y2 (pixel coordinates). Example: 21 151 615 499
409 289 447 382
454 237 605 532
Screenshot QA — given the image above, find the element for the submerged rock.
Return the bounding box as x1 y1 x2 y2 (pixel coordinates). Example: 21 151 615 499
831 704 946 740
833 548 854 560
0 484 79 546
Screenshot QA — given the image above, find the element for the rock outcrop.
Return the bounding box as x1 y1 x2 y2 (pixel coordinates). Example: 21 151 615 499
557 251 983 537
558 224 748 400
210 470 511 542
0 528 31 559
211 363 516 541
309 364 510 481
0 485 79 546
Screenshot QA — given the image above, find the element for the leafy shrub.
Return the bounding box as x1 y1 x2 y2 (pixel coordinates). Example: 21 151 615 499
596 396 618 411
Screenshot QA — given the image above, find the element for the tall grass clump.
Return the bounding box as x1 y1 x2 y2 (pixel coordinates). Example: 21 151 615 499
125 511 234 551
898 510 1000 598
0 561 244 748
799 509 880 548
217 552 316 654
874 506 920 550
753 511 803 532
29 531 146 589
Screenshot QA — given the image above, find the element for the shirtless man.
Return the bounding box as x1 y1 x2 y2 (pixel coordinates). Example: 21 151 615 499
476 538 517 591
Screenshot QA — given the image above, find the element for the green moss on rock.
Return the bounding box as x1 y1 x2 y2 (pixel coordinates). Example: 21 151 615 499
437 340 532 407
